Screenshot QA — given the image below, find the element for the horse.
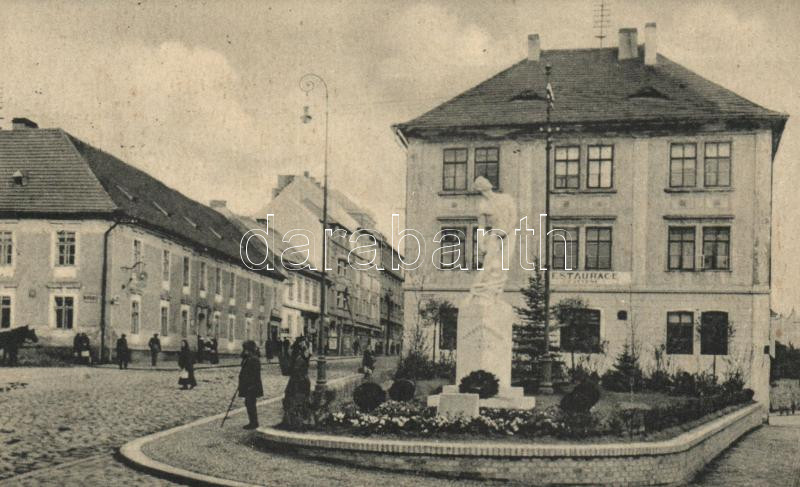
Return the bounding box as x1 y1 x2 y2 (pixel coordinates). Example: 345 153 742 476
0 325 38 366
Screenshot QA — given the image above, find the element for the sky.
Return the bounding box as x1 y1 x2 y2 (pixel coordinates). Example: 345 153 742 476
1 0 799 311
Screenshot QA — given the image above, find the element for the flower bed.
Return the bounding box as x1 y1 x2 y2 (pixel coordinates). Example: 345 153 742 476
313 388 755 441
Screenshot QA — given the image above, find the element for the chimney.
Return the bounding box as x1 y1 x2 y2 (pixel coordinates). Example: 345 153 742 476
645 22 658 65
527 34 541 62
209 200 227 209
303 171 310 178
618 28 638 61
273 174 295 198
12 117 38 130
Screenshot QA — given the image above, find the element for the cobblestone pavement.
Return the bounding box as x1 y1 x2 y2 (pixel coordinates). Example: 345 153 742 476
0 358 364 485
690 425 800 486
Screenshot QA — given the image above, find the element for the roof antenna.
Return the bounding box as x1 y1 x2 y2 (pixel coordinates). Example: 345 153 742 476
593 0 611 47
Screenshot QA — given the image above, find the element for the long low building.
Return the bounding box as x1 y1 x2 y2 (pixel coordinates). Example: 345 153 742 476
0 118 286 361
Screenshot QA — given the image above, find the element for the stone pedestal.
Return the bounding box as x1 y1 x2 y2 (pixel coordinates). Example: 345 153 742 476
427 293 535 416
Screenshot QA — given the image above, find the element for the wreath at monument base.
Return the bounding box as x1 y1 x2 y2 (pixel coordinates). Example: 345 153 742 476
459 370 500 399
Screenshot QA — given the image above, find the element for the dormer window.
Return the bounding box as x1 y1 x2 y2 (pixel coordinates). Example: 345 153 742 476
210 228 222 240
183 216 198 228
152 201 170 217
116 185 134 200
628 86 670 100
11 170 26 187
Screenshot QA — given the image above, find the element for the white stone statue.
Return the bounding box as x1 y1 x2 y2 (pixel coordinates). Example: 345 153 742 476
470 177 517 298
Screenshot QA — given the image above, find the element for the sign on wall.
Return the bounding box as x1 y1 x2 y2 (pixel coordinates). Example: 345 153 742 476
551 271 631 287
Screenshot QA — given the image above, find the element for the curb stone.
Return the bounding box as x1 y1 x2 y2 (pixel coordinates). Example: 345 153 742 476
118 373 364 487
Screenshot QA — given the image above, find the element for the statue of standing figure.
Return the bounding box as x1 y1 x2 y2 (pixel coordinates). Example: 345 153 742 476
470 176 518 299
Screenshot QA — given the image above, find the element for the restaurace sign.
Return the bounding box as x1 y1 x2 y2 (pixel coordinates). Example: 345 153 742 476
551 271 631 287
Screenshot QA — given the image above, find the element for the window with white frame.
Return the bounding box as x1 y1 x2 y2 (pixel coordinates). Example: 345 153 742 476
130 299 140 334
160 303 169 336
214 268 222 295
161 250 170 283
54 295 74 329
133 239 142 264
180 308 189 337
57 231 76 266
247 279 253 304
704 142 731 187
229 274 236 301
554 146 580 189
702 227 730 270
182 256 190 288
0 231 12 266
551 226 579 270
587 145 613 189
669 143 697 188
228 315 236 340
474 147 500 189
199 262 207 291
585 227 612 270
0 296 11 328
438 227 467 269
668 227 696 271
442 148 468 191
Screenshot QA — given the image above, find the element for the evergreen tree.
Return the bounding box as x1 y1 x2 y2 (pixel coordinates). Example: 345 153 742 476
513 262 548 379
601 342 644 393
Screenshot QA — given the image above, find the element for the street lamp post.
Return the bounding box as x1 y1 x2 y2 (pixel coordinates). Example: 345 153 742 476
300 73 329 393
539 64 557 394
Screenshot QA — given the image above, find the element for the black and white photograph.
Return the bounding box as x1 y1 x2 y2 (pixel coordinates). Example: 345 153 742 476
0 0 798 485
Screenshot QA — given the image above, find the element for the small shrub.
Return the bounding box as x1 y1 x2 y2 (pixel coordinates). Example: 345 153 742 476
571 364 601 384
394 351 455 381
645 370 672 392
388 379 416 402
560 380 601 414
459 370 499 399
353 382 386 412
601 343 644 392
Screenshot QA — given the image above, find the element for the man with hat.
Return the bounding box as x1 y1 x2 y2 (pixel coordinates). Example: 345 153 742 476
238 340 264 429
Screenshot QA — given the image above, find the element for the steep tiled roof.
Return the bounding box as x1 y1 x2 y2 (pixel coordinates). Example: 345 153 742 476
396 47 787 136
0 129 116 213
0 127 283 280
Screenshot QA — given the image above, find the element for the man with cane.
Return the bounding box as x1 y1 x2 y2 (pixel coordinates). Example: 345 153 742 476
237 340 263 429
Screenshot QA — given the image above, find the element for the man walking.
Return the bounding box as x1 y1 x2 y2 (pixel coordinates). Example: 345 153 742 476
148 333 161 367
116 334 129 370
238 340 263 429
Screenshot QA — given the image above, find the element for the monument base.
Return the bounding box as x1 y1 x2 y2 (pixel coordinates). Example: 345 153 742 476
428 385 536 416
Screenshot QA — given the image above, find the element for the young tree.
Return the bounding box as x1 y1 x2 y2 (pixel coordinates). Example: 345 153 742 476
696 313 736 380
419 298 456 363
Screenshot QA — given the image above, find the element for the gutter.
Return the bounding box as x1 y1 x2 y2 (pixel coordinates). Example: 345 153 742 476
100 218 121 363
392 125 408 149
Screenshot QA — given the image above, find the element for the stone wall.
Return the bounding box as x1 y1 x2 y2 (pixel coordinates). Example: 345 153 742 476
257 403 763 486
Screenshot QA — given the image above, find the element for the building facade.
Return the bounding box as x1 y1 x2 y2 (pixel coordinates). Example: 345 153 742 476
394 26 787 402
0 122 285 360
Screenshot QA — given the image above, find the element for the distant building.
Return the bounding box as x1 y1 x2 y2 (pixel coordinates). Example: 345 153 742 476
770 309 800 349
393 26 788 402
257 173 388 354
0 121 285 360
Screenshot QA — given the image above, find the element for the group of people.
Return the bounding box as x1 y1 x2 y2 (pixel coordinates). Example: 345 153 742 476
72 333 93 365
196 335 219 364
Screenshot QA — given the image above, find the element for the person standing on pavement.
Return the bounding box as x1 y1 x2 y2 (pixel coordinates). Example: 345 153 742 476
116 334 129 369
361 343 376 380
177 340 197 390
238 340 263 429
197 335 205 363
148 333 161 366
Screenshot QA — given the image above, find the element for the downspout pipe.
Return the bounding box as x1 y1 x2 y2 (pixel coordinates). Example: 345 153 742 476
100 219 120 363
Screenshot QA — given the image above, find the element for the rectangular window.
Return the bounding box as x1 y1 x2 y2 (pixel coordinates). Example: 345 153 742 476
700 311 729 355
182 257 190 287
160 305 169 337
215 268 222 295
180 309 189 337
57 231 76 266
302 278 310 304
214 312 223 337
133 239 142 263
587 145 613 189
439 307 458 351
439 227 466 269
560 309 601 353
337 259 347 277
669 143 697 188
472 227 483 270
130 300 140 334
666 312 694 354
551 226 579 270
287 277 295 302
247 280 253 303
336 291 346 309
668 227 695 271
554 146 580 189
0 296 11 328
55 296 74 329
260 283 266 304
228 315 236 340
585 227 612 270
0 231 12 266
312 281 319 306
703 227 730 270
199 262 207 291
474 147 499 189
704 142 731 187
442 148 468 191
161 250 170 282
229 274 236 298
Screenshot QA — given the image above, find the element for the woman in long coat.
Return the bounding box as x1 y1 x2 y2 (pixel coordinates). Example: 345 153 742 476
178 340 197 389
282 336 312 428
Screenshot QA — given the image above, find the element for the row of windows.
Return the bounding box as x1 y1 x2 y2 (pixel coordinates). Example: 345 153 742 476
436 224 731 272
286 274 320 307
439 141 732 193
